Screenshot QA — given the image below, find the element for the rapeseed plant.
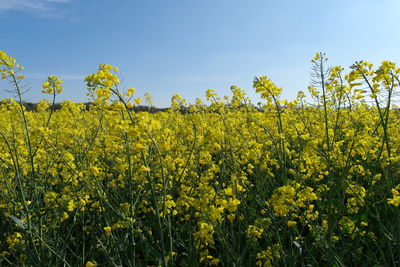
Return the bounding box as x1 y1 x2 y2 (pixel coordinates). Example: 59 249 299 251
1 50 400 266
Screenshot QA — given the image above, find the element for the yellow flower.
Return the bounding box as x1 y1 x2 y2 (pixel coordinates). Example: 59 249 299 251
60 212 69 222
134 143 145 151
41 75 64 94
6 232 23 249
246 225 264 241
67 200 76 212
139 165 150 172
125 87 135 97
134 97 142 105
85 261 97 267
104 226 112 236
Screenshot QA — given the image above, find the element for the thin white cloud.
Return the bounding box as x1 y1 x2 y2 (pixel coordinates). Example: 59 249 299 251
0 0 72 18
165 75 224 83
26 72 84 81
57 73 84 81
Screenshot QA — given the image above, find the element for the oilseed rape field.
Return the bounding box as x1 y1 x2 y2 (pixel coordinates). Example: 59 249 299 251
1 50 400 266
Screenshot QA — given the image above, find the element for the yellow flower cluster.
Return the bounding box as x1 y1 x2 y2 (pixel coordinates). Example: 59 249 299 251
0 51 24 80
388 185 400 207
85 64 120 100
42 75 64 94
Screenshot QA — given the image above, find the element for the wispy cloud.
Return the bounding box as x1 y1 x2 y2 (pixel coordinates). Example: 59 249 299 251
26 72 84 81
165 75 224 83
0 0 72 18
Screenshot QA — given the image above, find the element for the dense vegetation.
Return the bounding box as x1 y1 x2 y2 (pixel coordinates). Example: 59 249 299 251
1 51 400 266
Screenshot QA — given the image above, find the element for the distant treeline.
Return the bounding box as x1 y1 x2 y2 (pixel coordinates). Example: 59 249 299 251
2 101 265 113
6 101 372 113
3 102 170 113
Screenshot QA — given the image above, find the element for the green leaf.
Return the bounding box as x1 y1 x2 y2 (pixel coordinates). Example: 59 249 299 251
8 215 28 230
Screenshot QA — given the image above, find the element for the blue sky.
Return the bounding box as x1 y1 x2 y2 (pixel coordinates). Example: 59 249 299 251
1 0 400 107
